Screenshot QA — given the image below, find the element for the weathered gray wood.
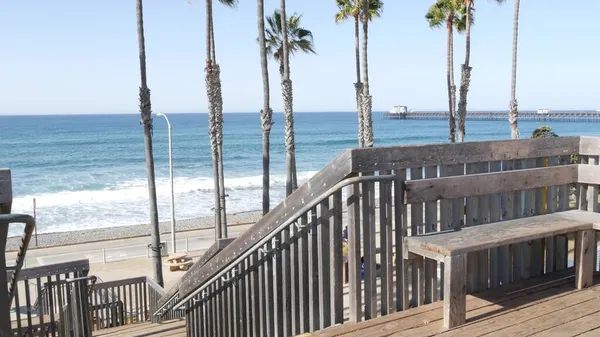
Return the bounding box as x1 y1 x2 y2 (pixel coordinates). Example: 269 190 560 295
422 166 437 304
281 229 291 336
556 156 570 271
258 250 266 335
394 170 408 312
405 210 600 257
450 164 464 232
575 230 595 289
465 163 479 293
410 167 424 307
405 165 579 203
297 214 309 333
362 178 377 319
274 231 284 337
250 253 260 337
438 166 452 300
443 254 467 330
476 162 490 291
579 136 600 155
351 136 581 172
289 222 299 335
179 150 353 298
309 208 320 331
317 198 331 328
379 171 394 314
331 190 344 324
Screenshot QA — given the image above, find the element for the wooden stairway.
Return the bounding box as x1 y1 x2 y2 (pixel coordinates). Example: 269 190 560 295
93 319 185 337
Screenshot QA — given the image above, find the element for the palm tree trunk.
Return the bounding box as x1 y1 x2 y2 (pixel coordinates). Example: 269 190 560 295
457 1 472 143
136 0 163 287
214 65 228 238
205 0 222 239
257 0 272 215
354 16 364 148
509 0 521 139
207 2 228 237
280 0 297 197
446 24 456 143
361 0 374 148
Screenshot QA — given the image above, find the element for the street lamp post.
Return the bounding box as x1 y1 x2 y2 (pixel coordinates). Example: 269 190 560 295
156 112 176 254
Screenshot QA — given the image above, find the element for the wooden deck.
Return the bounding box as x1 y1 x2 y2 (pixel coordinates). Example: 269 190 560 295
93 319 185 337
311 274 600 337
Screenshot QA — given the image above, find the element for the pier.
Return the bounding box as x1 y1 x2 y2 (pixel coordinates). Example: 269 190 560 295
385 110 600 122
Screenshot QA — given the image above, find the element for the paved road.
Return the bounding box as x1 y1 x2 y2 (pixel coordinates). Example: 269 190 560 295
6 223 254 268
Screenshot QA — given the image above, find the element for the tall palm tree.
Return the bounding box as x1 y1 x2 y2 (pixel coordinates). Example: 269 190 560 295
509 0 520 139
135 0 163 287
265 10 316 195
456 0 504 142
425 0 467 143
360 0 374 147
203 0 237 238
279 0 296 196
334 0 383 148
257 0 272 214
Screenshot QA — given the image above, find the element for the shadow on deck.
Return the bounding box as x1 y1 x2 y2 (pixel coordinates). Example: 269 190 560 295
312 273 600 337
93 319 185 337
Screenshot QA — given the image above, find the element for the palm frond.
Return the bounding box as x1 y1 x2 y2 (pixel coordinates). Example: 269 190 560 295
264 10 317 62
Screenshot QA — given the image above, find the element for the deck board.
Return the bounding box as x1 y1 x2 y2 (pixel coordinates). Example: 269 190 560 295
311 275 600 337
93 319 185 337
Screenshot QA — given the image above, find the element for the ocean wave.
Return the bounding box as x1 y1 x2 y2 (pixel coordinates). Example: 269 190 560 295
11 170 318 209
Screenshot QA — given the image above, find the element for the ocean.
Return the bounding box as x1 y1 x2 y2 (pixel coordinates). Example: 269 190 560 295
1 112 599 236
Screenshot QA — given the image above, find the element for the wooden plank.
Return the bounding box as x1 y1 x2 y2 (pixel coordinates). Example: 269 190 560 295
289 219 299 336
309 208 320 331
488 161 501 288
347 182 362 322
556 156 571 271
405 165 579 203
274 230 284 337
424 166 438 304
362 178 377 319
318 198 331 329
263 268 577 337
476 162 490 291
576 229 595 289
410 167 424 307
405 210 600 256
528 309 600 337
331 190 344 324
579 136 600 155
437 282 600 336
351 136 581 172
394 170 408 312
465 163 479 294
297 214 310 333
443 254 466 330
378 171 394 314
250 253 260 337
179 149 353 298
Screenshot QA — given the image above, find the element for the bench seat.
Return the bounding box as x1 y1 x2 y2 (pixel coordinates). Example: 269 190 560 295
403 209 600 330
404 210 600 261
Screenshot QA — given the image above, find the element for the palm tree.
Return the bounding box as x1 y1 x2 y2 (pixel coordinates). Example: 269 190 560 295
509 0 521 139
203 0 237 238
265 10 316 195
135 0 163 287
360 0 374 147
257 0 272 214
456 0 504 142
334 0 383 148
425 0 467 143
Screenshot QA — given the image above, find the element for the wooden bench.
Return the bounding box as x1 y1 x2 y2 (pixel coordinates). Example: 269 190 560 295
403 210 600 330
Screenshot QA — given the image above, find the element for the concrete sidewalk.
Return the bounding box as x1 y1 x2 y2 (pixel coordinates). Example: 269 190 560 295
6 223 253 289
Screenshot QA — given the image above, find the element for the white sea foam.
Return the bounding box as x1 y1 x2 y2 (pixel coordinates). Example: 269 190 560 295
9 170 318 235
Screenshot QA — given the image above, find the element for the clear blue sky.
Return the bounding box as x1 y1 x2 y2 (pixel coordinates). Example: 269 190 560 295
0 0 597 115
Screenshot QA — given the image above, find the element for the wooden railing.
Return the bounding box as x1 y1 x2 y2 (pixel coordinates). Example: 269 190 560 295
161 136 600 337
7 259 90 337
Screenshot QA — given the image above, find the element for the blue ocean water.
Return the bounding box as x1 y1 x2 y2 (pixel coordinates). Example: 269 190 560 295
1 112 598 235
